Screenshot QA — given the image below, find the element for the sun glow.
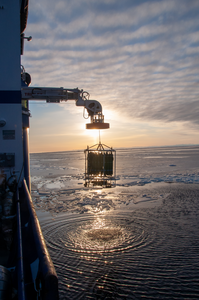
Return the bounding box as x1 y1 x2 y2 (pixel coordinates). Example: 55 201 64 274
84 128 102 144
87 129 100 138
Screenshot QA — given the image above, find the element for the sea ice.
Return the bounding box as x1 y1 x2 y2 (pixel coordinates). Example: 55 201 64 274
30 146 199 214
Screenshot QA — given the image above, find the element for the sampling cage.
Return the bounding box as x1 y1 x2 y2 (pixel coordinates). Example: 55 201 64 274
84 142 116 187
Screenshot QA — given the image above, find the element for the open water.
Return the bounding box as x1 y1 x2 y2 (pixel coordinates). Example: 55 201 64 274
31 146 199 299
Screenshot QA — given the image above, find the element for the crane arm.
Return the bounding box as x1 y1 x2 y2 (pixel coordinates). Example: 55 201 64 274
21 86 109 129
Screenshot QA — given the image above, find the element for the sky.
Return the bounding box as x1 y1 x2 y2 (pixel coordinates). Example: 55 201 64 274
21 0 199 153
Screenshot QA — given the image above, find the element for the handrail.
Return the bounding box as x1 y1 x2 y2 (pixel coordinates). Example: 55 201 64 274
16 187 26 300
22 179 59 300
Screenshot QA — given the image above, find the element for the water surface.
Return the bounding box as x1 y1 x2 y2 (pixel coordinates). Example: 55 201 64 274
32 146 199 299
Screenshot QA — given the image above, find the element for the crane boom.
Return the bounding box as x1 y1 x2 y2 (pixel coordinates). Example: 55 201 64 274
21 86 109 129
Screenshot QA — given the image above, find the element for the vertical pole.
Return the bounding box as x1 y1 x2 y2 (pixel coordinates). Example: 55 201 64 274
16 188 26 300
114 150 116 184
23 127 31 193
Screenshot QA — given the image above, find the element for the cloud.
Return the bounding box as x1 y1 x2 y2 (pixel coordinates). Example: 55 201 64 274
22 0 199 133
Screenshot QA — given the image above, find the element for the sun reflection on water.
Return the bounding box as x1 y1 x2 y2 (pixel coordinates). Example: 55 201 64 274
67 214 127 256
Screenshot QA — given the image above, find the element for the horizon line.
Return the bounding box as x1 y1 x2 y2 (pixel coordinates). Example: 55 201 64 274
30 143 199 155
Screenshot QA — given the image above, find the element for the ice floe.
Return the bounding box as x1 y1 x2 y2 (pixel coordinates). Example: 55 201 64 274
30 146 199 214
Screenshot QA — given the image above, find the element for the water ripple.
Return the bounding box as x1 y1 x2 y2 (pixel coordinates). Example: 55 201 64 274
40 189 199 299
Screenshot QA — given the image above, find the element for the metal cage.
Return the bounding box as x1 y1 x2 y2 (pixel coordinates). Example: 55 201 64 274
84 142 116 187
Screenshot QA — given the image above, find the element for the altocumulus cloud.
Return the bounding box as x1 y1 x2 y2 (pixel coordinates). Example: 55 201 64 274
22 0 199 129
